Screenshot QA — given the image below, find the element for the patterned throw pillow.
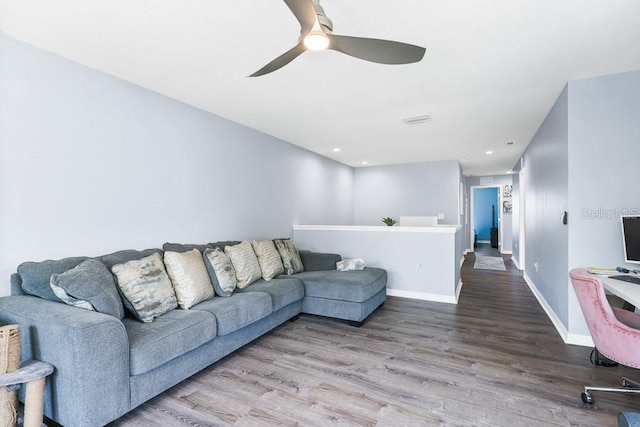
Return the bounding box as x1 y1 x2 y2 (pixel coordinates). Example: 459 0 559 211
111 253 178 322
203 247 237 297
224 241 262 289
164 249 215 309
274 239 304 275
50 259 125 319
252 240 285 281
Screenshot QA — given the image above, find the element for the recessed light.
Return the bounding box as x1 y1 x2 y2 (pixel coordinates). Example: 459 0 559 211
333 148 341 152
362 161 369 165
485 150 494 155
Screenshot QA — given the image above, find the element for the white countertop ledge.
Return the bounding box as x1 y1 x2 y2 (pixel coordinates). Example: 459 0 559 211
293 225 463 233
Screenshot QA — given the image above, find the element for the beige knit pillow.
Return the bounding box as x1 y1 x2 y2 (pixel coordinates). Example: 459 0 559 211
225 241 262 289
252 240 285 281
164 249 215 309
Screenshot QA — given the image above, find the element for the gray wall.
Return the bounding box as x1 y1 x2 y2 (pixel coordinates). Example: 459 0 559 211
511 171 521 267
522 84 570 328
353 160 462 226
566 70 640 335
0 32 354 296
519 69 640 338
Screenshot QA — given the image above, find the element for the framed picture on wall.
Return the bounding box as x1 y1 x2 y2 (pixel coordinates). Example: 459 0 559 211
504 184 513 198
503 200 513 214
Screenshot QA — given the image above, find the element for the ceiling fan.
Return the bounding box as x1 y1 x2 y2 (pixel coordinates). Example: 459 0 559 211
249 0 426 77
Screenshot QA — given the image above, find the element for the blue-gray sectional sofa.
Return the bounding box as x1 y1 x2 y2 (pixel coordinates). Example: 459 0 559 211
0 241 387 427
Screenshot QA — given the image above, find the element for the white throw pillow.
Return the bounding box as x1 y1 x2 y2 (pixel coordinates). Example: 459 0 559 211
337 259 367 271
225 241 262 289
252 240 285 281
164 249 215 309
111 253 177 322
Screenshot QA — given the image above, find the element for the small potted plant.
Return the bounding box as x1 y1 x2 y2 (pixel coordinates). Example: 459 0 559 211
382 217 397 226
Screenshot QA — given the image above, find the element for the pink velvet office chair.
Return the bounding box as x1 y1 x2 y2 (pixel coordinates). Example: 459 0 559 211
570 268 640 405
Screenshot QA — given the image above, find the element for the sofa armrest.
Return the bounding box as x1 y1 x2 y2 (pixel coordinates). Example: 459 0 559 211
299 250 342 271
0 295 130 427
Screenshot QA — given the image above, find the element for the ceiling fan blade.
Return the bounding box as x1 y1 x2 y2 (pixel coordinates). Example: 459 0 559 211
283 0 318 35
249 42 307 77
328 34 425 65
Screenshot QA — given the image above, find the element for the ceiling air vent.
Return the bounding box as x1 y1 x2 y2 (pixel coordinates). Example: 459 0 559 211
402 115 431 125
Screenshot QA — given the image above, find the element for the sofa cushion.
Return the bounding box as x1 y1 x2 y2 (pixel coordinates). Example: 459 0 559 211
112 253 178 323
209 241 241 251
98 248 163 270
50 259 125 319
162 242 211 253
164 249 214 309
291 267 387 303
123 309 217 375
225 241 262 289
252 240 285 281
274 239 304 275
203 247 237 297
236 277 304 311
298 250 341 272
17 256 89 302
191 292 272 336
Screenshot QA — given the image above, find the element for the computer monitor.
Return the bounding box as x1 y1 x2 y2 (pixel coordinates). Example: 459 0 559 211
621 215 640 264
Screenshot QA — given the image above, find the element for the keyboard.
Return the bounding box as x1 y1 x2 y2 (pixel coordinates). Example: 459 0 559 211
609 275 640 285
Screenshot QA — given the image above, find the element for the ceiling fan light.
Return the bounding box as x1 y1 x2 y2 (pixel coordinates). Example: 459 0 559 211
304 32 329 50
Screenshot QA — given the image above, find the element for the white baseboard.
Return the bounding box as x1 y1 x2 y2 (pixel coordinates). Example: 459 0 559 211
459 256 465 268
523 273 593 347
501 250 513 255
387 288 458 305
456 279 463 302
512 257 521 270
478 240 490 244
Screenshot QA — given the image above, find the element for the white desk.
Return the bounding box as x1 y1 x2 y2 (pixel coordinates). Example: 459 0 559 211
601 275 640 307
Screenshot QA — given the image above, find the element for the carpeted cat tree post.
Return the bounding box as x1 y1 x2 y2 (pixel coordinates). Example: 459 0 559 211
0 324 20 427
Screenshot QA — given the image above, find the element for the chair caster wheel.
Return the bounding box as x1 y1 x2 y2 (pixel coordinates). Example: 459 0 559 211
622 379 631 388
581 391 595 405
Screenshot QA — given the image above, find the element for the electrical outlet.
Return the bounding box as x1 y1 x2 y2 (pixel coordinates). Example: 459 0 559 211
534 262 539 272
437 213 445 220
416 263 422 273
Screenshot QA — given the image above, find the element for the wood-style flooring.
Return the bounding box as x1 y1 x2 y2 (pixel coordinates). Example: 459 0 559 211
111 253 640 426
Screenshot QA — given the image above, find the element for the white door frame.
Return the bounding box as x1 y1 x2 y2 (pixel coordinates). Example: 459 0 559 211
470 185 502 253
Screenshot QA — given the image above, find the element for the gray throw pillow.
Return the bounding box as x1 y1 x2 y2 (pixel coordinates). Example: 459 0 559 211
50 259 125 319
274 239 304 275
18 256 89 302
203 247 237 297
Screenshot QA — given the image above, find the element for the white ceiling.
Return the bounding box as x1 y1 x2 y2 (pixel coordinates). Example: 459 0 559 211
1 1 639 175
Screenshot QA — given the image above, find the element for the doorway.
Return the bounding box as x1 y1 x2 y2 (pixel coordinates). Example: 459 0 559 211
470 186 501 254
